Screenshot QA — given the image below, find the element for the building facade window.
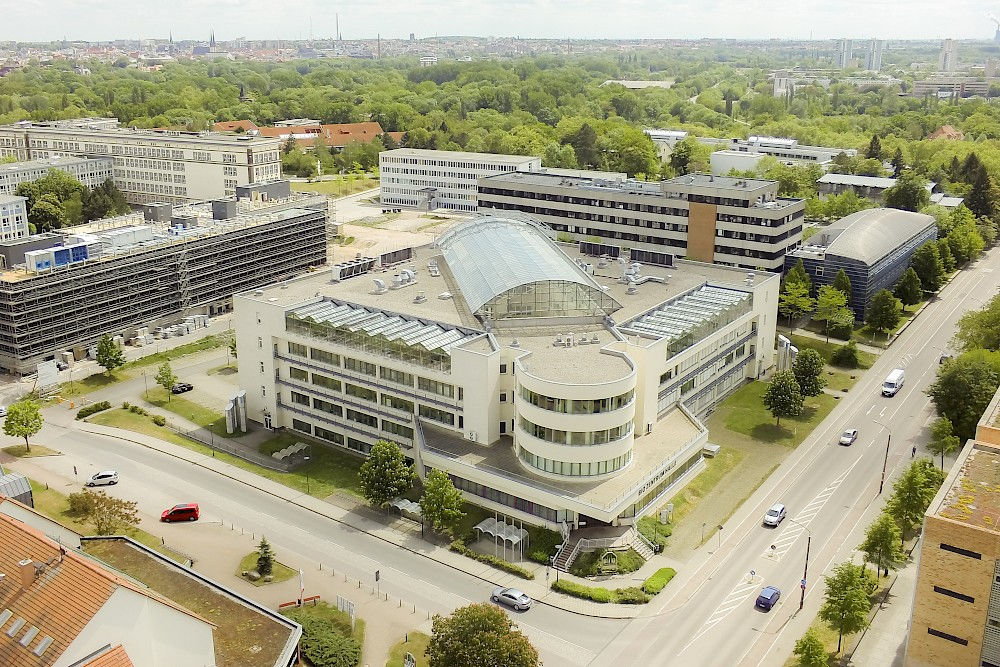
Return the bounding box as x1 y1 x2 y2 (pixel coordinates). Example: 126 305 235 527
292 418 312 434
381 394 414 413
345 383 378 402
380 367 414 386
288 341 307 357
518 387 633 414
289 366 309 381
310 348 340 366
418 377 455 398
344 357 377 376
314 426 344 445
290 391 310 407
312 397 343 417
518 447 632 477
418 404 455 426
311 373 341 391
518 417 632 445
382 419 414 440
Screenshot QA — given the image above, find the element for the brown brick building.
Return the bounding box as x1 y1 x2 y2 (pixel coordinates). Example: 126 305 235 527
905 390 1000 667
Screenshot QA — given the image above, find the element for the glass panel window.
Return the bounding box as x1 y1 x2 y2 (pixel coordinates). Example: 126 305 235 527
315 426 344 445
381 394 414 413
380 367 414 386
418 405 455 426
288 342 307 357
346 408 378 428
382 419 414 440
418 377 455 398
310 348 340 366
344 357 377 376
312 397 343 416
345 383 377 402
290 391 310 406
289 366 309 381
292 418 312 434
311 373 341 391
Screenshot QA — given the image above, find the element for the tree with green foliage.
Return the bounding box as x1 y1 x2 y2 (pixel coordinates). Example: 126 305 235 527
3 399 43 453
928 349 1000 440
228 336 237 364
859 513 905 577
786 258 812 290
831 341 860 368
420 469 465 536
815 285 849 343
819 561 877 653
891 147 905 178
68 489 140 535
946 218 985 266
866 134 883 160
832 269 852 305
564 122 601 169
937 238 956 273
26 194 67 231
762 369 804 427
95 334 126 376
928 416 961 471
427 603 539 667
886 459 946 545
883 171 930 212
668 136 711 176
791 348 826 397
256 537 274 576
865 289 900 339
292 612 361 667
955 294 1000 352
793 627 828 667
910 241 946 291
154 361 178 402
779 280 815 328
358 440 414 508
893 268 923 310
967 164 1000 221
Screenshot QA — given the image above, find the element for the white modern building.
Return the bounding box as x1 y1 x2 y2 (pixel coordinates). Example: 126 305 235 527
864 39 886 71
235 216 779 530
645 131 856 168
0 155 115 195
0 118 282 205
0 194 28 242
835 38 853 68
379 148 542 212
939 39 959 72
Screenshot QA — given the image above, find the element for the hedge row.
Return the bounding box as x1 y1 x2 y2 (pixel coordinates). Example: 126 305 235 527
551 579 650 604
76 401 112 420
450 540 535 580
642 567 677 595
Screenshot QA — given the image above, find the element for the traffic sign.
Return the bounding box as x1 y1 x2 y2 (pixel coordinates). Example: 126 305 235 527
800 579 807 589
750 570 756 578
375 570 380 582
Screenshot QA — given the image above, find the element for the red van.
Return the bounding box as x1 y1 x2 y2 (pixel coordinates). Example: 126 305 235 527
161 503 200 522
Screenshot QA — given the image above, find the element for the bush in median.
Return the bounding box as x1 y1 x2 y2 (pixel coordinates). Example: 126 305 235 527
76 401 112 420
551 579 650 604
642 567 677 595
449 540 535 580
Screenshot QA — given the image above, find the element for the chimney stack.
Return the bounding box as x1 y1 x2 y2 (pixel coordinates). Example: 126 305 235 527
19 559 34 590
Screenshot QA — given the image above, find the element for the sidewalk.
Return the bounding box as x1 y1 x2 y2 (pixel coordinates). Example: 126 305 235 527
788 328 883 356
75 420 647 619
846 546 918 666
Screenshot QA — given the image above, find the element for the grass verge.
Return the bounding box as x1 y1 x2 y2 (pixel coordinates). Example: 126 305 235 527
551 579 650 604
237 551 297 586
143 386 232 437
291 177 378 197
386 632 430 667
787 334 876 369
722 382 838 448
450 540 535 579
3 444 61 458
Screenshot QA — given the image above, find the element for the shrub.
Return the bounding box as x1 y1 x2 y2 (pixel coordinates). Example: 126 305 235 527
151 415 166 426
127 405 148 416
637 515 671 549
526 526 562 564
551 579 651 604
68 490 96 515
831 341 860 368
295 616 361 667
449 540 535 580
642 568 677 594
571 548 644 576
76 401 112 420
828 320 854 340
122 401 131 410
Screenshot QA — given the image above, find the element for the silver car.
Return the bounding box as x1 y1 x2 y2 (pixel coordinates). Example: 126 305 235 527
87 470 119 487
492 587 532 611
839 429 858 446
763 503 786 527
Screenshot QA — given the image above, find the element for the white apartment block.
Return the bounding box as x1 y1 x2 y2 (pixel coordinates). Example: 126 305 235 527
0 118 282 205
0 195 28 241
379 148 542 212
0 154 114 195
235 216 778 531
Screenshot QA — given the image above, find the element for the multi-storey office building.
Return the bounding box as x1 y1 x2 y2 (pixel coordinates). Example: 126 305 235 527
478 172 805 271
783 208 936 320
0 118 282 205
645 130 857 168
236 216 778 530
0 195 28 242
0 155 115 195
379 148 541 212
0 187 330 375
905 387 1000 667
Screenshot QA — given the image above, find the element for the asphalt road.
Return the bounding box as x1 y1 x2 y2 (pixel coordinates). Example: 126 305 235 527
593 250 1000 666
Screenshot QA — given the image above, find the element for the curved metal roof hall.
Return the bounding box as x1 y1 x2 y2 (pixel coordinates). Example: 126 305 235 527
436 216 621 320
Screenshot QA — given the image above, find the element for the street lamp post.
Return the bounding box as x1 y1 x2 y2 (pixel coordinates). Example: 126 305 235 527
303 456 311 495
787 517 813 611
875 420 891 495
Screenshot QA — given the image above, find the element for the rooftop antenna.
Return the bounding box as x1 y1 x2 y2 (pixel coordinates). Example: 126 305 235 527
336 13 340 41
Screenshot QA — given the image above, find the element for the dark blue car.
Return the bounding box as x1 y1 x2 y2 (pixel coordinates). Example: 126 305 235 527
755 586 781 611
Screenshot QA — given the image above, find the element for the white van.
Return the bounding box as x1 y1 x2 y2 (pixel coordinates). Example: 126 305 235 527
882 369 905 397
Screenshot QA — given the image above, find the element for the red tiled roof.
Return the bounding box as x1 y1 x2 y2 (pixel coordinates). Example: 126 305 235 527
929 125 965 141
254 121 393 148
79 644 134 667
213 120 259 133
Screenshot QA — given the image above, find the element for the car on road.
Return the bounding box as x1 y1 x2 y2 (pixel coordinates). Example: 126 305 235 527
0 405 6 418
161 503 200 522
939 354 953 364
755 586 781 611
839 429 858 446
492 587 532 611
882 368 905 397
762 503 786 527
86 470 119 487
171 382 194 394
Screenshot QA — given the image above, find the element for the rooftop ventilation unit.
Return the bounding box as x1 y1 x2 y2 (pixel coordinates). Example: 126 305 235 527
413 291 427 304
510 339 519 347
372 279 387 295
745 272 756 286
626 286 638 295
438 292 453 300
590 334 599 344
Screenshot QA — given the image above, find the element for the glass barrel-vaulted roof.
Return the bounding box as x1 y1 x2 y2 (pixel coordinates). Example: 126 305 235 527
437 216 621 320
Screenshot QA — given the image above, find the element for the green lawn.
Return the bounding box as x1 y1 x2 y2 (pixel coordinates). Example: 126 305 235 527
87 409 364 499
722 381 838 447
668 447 746 525
143 386 233 437
3 444 61 458
386 632 430 667
237 550 297 586
786 334 876 370
569 548 644 577
290 178 378 197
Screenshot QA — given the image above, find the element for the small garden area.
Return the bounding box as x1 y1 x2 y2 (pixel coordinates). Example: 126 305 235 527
569 548 644 577
721 381 838 448
386 632 430 667
143 387 233 437
282 601 365 667
291 177 378 198
2 443 60 458
237 544 297 587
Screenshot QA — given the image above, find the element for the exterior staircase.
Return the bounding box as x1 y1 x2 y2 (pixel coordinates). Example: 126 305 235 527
552 526 656 571
552 534 581 570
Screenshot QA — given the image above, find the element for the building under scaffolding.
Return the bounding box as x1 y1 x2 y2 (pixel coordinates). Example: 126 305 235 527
0 185 333 375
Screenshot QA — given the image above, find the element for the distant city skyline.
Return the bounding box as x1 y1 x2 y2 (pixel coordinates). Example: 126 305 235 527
1 0 998 43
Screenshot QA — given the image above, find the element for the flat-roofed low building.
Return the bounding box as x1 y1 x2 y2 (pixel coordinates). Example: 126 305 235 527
817 173 937 202
783 208 936 319
235 215 779 536
0 155 114 195
905 387 1000 667
379 148 542 212
478 171 805 271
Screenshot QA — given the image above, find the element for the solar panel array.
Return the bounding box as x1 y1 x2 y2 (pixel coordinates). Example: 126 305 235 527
622 285 749 342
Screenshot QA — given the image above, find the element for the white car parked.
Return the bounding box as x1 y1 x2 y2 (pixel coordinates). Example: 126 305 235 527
763 503 787 527
87 470 119 487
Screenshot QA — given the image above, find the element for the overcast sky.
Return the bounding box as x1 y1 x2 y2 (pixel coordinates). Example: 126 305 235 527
2 0 998 42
